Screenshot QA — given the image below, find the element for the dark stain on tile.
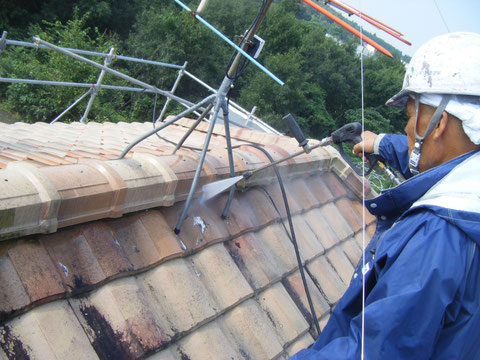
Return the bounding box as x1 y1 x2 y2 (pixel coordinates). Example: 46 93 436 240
281 278 312 326
224 241 249 282
0 325 30 360
178 348 191 360
79 304 131 360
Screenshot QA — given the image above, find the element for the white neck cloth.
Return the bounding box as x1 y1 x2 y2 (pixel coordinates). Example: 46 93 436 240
417 94 480 145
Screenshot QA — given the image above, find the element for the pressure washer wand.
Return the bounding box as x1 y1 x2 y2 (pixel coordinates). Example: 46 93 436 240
202 115 362 200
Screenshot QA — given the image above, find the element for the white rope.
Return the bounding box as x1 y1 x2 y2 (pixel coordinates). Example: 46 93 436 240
359 1 366 359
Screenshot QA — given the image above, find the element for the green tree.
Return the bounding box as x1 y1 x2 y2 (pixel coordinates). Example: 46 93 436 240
0 12 126 123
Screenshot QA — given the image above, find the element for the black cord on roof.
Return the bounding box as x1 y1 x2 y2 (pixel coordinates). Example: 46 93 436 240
232 143 321 338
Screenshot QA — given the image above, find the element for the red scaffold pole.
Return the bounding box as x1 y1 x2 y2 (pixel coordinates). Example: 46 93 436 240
300 0 393 57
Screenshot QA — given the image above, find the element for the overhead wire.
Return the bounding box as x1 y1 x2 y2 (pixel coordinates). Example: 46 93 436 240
432 0 451 32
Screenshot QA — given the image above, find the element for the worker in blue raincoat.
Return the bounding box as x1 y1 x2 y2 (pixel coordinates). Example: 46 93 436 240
291 32 480 359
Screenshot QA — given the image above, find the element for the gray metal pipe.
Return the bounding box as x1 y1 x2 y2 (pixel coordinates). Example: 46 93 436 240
5 38 184 69
50 89 92 124
33 37 187 105
174 77 234 233
80 47 115 123
172 103 214 154
221 101 237 219
118 94 216 159
156 61 188 123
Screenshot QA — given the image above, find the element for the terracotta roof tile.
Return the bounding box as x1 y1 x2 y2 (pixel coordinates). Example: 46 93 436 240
0 120 377 358
323 172 348 198
41 227 107 292
80 221 134 277
0 245 30 320
325 247 356 286
7 238 64 303
225 232 281 291
303 208 340 251
191 243 253 310
174 320 241 360
291 215 325 262
219 299 284 359
0 301 98 359
139 258 218 335
254 222 298 278
335 197 364 233
108 213 163 270
205 192 257 237
282 270 331 325
307 256 347 306
285 333 316 359
135 210 184 261
261 181 303 217
341 237 363 268
159 201 229 253
70 277 171 358
318 202 354 241
257 282 310 345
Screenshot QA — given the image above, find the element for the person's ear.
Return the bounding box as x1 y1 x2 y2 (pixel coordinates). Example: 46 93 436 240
432 111 449 140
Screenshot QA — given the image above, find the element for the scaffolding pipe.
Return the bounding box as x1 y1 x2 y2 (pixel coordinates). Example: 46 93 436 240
172 103 214 154
173 0 284 86
80 47 115 123
118 94 216 158
50 89 92 124
0 77 199 111
174 77 233 233
4 38 184 69
157 61 188 123
33 37 190 104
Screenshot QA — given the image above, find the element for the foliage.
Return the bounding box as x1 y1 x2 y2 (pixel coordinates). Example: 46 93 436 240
0 0 408 139
0 12 128 123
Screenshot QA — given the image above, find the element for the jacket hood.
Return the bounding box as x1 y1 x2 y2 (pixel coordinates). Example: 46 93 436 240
412 150 480 245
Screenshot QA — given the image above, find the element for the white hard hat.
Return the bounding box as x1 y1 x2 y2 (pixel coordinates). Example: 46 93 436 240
387 32 480 108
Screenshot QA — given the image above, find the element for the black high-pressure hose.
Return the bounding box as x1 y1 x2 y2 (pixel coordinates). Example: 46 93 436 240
232 143 321 337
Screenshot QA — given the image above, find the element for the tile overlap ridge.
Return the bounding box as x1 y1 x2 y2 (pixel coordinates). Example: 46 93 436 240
0 119 368 241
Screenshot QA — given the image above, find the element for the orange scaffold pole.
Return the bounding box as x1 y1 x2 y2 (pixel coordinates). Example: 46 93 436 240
300 0 393 57
324 0 412 46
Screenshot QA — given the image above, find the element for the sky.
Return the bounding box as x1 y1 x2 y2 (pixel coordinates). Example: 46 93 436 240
331 0 480 57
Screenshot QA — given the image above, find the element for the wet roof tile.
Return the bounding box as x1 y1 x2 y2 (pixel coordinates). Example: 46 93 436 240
80 221 134 277
282 270 331 326
107 213 162 270
219 299 284 359
0 301 98 359
257 282 310 345
224 232 281 291
307 256 348 306
0 120 377 358
190 243 253 310
0 246 30 320
139 257 218 334
174 320 242 360
41 227 107 293
70 277 170 358
7 238 64 303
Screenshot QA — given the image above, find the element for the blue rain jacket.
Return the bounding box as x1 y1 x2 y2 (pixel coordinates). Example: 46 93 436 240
291 135 480 360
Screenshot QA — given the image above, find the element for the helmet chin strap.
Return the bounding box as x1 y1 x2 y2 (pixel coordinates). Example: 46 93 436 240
409 94 452 175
